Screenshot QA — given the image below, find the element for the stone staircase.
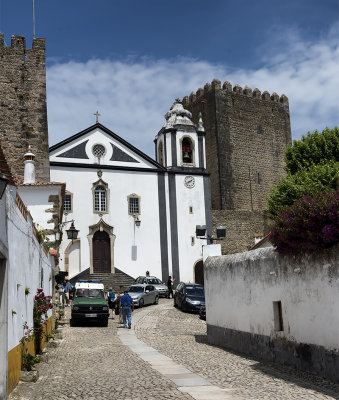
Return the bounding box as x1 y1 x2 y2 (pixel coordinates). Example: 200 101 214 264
69 268 135 292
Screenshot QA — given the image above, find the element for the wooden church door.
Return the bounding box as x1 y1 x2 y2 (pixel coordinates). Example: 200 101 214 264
93 230 111 273
194 261 204 285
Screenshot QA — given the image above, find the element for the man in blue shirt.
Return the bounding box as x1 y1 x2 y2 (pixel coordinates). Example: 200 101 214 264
119 290 134 328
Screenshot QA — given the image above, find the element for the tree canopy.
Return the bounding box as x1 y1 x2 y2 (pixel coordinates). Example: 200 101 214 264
268 127 339 218
285 127 339 174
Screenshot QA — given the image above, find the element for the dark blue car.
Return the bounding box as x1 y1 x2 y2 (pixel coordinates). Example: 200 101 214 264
174 282 205 312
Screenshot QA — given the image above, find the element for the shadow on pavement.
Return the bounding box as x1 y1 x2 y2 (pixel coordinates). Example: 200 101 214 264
194 334 339 399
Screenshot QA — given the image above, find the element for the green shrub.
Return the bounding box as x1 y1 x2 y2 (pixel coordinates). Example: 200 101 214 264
268 162 339 218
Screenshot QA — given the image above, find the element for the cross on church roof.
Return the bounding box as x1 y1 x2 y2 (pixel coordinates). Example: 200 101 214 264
94 110 101 124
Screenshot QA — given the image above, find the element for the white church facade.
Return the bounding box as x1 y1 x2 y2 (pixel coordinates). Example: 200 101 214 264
49 100 212 284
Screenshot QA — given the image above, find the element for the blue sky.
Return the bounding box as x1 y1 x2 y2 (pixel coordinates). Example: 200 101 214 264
1 0 339 155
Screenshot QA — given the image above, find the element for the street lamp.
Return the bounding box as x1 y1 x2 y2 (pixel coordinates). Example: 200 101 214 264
66 221 79 243
195 225 226 242
0 173 8 199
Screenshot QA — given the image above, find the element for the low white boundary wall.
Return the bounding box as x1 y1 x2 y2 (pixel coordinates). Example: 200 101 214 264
204 246 339 382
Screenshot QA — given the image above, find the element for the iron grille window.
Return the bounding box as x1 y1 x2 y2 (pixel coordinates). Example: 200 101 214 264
64 194 72 211
94 186 106 212
129 197 139 214
92 144 106 158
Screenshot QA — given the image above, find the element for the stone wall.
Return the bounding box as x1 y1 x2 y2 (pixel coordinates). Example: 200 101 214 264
212 209 271 254
183 79 291 211
0 34 50 182
204 246 339 382
183 79 291 254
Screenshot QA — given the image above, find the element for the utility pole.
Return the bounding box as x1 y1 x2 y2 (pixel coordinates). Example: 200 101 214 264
33 0 36 38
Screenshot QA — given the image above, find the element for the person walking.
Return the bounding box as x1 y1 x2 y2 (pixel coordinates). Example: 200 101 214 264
167 276 175 299
107 287 116 319
115 286 124 323
119 290 134 329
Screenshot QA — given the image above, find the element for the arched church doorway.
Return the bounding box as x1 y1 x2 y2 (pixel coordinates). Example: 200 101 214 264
194 260 204 285
93 230 111 273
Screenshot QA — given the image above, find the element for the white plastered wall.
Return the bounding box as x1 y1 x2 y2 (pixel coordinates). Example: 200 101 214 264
51 166 162 279
204 247 339 350
0 187 8 400
174 174 206 283
6 188 54 352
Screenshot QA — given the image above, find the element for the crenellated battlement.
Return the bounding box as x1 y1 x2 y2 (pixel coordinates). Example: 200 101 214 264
0 33 45 52
182 78 289 108
0 33 49 182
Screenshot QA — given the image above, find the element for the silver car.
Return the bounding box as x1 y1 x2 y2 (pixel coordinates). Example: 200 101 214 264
127 284 159 307
135 276 169 298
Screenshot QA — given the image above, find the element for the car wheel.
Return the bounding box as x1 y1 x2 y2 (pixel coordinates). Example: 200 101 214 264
139 298 144 308
174 298 178 308
102 318 108 327
70 319 75 327
154 296 159 305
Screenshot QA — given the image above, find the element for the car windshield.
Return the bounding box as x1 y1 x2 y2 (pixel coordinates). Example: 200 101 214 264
128 286 144 293
147 278 162 284
75 289 105 298
185 286 204 297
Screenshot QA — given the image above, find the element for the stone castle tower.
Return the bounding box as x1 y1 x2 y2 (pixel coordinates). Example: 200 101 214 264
183 79 292 253
0 34 50 182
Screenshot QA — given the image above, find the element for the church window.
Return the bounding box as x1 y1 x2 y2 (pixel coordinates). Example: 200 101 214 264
64 193 73 213
128 194 140 216
92 144 106 158
181 137 193 164
94 186 106 212
92 179 109 214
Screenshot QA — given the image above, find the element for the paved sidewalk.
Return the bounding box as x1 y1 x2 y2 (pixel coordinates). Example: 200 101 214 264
135 300 339 400
120 307 240 400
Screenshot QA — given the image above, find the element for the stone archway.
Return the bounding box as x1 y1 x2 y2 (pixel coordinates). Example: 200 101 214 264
64 239 81 277
194 259 204 285
87 219 116 274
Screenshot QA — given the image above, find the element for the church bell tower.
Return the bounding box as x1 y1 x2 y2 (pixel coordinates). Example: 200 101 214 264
155 99 206 171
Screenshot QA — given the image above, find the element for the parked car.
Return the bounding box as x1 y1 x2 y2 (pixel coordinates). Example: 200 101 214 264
199 305 206 320
127 284 159 307
134 276 169 297
71 281 109 326
174 282 205 312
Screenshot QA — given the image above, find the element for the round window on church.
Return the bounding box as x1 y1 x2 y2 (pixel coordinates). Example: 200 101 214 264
92 144 106 158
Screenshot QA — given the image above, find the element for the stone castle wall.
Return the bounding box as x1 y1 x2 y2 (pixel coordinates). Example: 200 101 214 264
0 34 50 182
212 209 271 254
183 79 291 211
183 79 291 253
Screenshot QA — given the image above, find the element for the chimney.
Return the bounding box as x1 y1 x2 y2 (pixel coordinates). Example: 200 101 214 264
24 145 36 184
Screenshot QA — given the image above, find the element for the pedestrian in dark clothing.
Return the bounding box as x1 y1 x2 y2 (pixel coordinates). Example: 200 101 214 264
119 290 134 328
167 276 174 299
107 287 116 319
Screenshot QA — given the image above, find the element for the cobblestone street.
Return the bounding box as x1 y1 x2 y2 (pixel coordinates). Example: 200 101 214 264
9 299 339 400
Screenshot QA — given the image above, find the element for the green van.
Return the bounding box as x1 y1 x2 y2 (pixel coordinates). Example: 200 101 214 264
70 281 109 327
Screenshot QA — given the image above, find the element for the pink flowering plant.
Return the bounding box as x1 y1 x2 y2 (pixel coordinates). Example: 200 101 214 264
19 322 39 371
33 289 53 353
270 190 339 255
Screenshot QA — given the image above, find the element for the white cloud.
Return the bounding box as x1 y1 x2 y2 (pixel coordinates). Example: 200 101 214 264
47 25 339 156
